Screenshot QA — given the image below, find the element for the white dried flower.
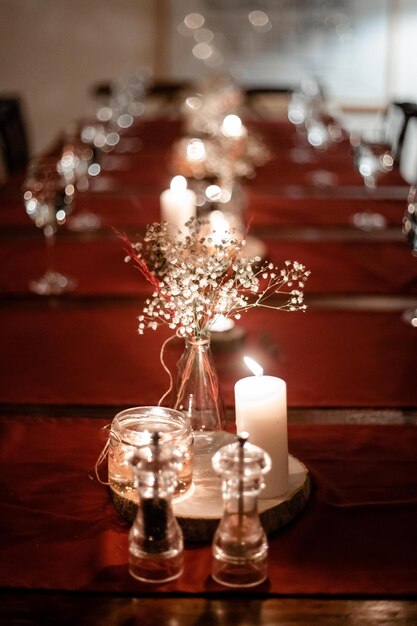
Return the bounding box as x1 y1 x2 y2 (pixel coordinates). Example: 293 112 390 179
119 219 310 337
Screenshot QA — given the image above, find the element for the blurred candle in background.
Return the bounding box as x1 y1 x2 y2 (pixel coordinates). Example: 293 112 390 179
160 175 196 231
220 114 247 138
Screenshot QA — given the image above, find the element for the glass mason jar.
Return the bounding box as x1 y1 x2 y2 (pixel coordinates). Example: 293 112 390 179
108 406 193 502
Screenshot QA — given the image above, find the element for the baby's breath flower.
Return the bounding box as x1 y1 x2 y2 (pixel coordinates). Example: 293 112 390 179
119 218 310 337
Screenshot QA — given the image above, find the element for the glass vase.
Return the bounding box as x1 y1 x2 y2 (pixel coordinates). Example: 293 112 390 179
173 333 226 451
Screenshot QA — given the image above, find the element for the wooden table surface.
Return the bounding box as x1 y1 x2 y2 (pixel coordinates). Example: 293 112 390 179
1 114 416 625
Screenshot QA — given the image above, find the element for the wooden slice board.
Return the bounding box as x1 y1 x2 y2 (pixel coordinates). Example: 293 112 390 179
111 432 310 543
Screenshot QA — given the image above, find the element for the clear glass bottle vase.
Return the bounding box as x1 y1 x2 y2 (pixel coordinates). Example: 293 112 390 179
173 333 226 447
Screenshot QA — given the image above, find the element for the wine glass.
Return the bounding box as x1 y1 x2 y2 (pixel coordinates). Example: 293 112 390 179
350 135 393 231
58 130 103 232
23 157 77 295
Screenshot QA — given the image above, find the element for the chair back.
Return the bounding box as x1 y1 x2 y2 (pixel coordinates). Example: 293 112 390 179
384 103 406 159
0 97 29 174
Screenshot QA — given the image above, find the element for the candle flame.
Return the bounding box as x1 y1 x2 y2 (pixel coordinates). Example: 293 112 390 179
244 356 264 377
170 175 187 193
221 114 243 138
206 185 222 201
209 314 235 332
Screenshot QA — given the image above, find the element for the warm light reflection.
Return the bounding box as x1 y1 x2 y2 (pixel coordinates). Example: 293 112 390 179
117 113 134 128
56 209 66 224
206 185 232 204
88 163 100 177
206 185 222 201
97 106 113 122
184 13 205 30
244 356 264 377
185 96 202 110
249 10 271 32
249 10 269 27
186 138 206 162
105 132 120 147
209 314 235 332
221 114 245 138
192 42 213 60
194 28 214 44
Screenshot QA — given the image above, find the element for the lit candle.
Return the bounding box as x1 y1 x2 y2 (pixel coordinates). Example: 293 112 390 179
220 114 247 139
209 209 230 245
186 138 206 163
209 314 235 333
234 356 288 498
160 175 196 231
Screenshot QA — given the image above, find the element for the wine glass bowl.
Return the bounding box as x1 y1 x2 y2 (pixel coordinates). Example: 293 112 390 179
59 133 102 232
402 187 417 327
23 157 77 295
350 135 393 231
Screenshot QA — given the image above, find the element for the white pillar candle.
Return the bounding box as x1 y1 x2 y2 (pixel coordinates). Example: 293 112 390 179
234 357 288 498
160 175 196 231
209 209 230 245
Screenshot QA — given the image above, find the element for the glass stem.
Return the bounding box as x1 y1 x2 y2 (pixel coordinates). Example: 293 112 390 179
44 225 56 275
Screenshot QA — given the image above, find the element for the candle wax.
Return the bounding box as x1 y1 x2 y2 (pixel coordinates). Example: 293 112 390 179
235 375 288 498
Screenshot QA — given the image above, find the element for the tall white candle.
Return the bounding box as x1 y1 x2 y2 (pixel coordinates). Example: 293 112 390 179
234 357 288 498
160 175 196 231
209 210 230 245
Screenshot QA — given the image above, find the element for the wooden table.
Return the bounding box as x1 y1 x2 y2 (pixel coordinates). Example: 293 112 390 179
1 116 416 625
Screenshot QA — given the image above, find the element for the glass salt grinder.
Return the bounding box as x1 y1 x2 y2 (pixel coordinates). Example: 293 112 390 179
211 432 271 587
128 432 184 583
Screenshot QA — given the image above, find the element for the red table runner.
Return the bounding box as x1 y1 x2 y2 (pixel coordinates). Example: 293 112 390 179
1 305 416 408
0 191 408 231
1 416 416 596
1 234 416 296
245 193 407 228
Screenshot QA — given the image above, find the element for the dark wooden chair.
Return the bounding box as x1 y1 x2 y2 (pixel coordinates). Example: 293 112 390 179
0 97 29 175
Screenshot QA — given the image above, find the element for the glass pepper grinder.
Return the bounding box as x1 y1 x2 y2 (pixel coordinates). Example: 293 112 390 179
211 432 271 587
128 432 184 583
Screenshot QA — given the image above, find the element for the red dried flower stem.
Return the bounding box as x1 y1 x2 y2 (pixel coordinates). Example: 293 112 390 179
114 229 168 299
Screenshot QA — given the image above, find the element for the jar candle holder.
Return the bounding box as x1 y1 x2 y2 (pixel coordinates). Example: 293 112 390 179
108 406 194 502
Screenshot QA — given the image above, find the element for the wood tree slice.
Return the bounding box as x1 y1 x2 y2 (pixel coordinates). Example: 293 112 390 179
111 432 310 543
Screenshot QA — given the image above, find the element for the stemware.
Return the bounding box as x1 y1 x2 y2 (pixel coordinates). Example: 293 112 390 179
402 186 417 327
350 134 393 231
58 131 102 232
23 157 76 295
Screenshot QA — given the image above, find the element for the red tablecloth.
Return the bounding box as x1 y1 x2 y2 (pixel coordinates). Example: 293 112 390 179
1 416 416 596
1 236 416 296
1 305 416 408
0 191 408 231
245 193 407 228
